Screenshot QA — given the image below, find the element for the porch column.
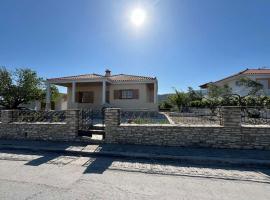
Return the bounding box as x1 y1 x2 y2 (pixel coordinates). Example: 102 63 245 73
102 80 106 105
45 81 51 111
72 81 76 103
154 80 158 104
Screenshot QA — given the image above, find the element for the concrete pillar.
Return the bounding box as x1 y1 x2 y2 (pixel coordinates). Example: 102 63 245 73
34 100 41 111
71 81 76 103
102 80 106 105
154 80 158 104
221 106 241 127
45 82 51 111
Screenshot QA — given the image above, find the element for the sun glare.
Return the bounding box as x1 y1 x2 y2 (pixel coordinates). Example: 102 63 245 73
130 8 146 27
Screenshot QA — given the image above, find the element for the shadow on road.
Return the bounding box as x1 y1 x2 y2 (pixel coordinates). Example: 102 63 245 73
0 148 269 179
83 157 113 174
25 154 59 166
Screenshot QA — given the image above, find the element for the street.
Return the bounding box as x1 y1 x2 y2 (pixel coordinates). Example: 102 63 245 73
0 150 270 200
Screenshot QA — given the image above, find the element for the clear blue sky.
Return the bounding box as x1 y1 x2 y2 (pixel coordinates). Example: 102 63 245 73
1 0 270 94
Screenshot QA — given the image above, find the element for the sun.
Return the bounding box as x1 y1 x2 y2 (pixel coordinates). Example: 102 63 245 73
130 8 146 27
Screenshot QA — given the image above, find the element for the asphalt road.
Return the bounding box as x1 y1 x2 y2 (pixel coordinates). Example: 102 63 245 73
0 150 270 200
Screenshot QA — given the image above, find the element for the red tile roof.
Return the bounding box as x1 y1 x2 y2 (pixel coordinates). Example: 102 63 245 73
242 69 270 74
48 74 103 81
109 74 156 82
48 73 156 82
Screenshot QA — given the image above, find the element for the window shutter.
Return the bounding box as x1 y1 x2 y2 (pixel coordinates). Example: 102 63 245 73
89 92 94 103
114 90 121 99
133 89 139 99
76 92 82 103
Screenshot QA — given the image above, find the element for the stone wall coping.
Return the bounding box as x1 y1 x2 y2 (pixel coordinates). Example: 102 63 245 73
242 124 270 128
1 109 79 111
11 122 67 125
120 123 222 128
221 106 241 109
119 123 270 128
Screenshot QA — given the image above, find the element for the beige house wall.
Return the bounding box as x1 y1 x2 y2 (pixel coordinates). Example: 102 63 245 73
109 83 157 111
67 83 103 109
66 82 158 111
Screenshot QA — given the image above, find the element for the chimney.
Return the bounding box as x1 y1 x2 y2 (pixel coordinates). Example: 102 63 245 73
105 69 111 77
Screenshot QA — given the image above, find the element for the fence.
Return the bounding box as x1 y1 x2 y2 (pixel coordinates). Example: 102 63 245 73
1 107 270 149
167 107 222 125
121 111 169 124
104 107 270 150
241 107 270 125
15 110 66 123
165 106 270 126
0 110 79 141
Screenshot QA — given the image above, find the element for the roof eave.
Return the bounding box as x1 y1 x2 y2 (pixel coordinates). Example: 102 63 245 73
47 77 111 84
111 80 156 84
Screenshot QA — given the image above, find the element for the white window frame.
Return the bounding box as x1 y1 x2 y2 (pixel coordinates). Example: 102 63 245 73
121 90 133 99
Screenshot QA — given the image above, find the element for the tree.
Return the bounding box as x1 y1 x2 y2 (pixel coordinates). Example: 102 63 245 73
0 67 43 109
187 87 203 101
40 84 60 103
169 89 189 112
159 100 173 111
39 84 60 110
237 77 263 96
203 98 222 114
207 84 232 98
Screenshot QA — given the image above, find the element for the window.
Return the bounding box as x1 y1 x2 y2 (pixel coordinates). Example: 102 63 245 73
122 90 133 99
235 81 241 86
114 89 139 99
77 92 94 103
257 79 268 89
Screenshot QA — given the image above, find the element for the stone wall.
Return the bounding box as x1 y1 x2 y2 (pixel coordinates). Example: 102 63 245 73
0 110 79 141
105 107 270 150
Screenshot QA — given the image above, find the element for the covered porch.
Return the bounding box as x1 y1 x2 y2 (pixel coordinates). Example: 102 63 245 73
46 79 110 110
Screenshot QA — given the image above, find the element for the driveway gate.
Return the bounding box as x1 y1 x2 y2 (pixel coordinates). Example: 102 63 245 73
78 109 105 136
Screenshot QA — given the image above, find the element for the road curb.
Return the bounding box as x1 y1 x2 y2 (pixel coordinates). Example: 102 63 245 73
1 145 270 168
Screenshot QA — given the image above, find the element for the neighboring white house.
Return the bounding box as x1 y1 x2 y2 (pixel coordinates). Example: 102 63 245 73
46 70 158 111
199 68 270 96
21 94 68 111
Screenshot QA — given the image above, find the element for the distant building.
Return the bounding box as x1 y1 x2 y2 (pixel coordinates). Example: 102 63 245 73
199 68 270 96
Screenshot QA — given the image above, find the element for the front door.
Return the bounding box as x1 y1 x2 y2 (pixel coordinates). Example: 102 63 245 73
106 90 110 103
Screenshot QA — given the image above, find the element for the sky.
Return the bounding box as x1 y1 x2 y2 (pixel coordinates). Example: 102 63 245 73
0 0 270 94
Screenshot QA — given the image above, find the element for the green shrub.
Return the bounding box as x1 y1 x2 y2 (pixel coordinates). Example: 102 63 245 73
159 100 173 110
189 100 205 108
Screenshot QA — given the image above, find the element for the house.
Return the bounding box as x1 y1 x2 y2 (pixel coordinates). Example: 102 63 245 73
46 70 158 111
200 68 270 96
21 94 68 111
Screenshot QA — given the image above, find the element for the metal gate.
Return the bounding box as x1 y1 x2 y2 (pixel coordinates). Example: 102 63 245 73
78 109 105 135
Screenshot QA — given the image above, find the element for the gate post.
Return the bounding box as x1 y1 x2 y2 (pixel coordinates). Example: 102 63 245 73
66 109 79 136
104 108 120 142
1 110 19 123
221 106 241 127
